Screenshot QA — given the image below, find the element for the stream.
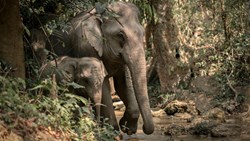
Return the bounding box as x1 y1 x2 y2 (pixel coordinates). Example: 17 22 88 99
115 110 250 141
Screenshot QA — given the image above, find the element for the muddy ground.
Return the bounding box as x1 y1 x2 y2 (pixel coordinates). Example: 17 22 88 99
117 76 250 141
117 107 250 141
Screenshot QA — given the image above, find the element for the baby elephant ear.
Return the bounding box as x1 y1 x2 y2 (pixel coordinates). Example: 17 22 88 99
82 17 104 57
100 60 108 77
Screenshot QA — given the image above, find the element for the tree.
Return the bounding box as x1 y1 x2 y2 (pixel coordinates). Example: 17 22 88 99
150 0 249 96
0 0 25 78
151 0 190 93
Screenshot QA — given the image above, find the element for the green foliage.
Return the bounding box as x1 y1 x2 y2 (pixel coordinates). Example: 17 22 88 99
128 0 155 23
20 0 94 29
0 76 118 140
20 0 155 33
94 122 120 141
172 0 249 100
0 59 17 77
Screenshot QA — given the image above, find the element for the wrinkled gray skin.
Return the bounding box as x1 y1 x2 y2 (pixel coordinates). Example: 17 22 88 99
40 56 106 122
45 1 154 135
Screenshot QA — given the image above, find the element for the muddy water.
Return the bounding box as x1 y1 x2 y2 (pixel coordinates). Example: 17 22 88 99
115 111 250 141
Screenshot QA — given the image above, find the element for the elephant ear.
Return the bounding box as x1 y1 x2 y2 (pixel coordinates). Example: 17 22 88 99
82 16 104 57
57 57 77 82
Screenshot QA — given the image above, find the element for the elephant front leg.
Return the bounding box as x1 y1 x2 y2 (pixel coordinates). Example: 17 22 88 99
101 77 119 131
113 67 140 135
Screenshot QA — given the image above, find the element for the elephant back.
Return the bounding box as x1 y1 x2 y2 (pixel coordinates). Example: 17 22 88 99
39 56 76 84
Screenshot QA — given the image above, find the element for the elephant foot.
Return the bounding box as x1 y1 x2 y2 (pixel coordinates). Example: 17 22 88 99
119 115 139 135
114 132 123 141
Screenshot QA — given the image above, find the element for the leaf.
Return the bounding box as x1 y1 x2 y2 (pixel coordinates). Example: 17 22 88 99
65 93 88 105
82 107 90 114
63 98 77 109
24 25 31 36
66 82 85 89
29 84 46 91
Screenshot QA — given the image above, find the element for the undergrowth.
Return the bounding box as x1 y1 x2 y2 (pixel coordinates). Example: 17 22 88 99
0 76 118 141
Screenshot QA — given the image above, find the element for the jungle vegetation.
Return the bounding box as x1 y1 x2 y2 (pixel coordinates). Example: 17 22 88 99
0 0 249 140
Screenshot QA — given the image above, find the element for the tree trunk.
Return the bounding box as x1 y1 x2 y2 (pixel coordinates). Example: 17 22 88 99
0 0 25 78
152 0 190 93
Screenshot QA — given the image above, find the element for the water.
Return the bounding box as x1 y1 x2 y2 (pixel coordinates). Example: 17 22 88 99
115 111 250 141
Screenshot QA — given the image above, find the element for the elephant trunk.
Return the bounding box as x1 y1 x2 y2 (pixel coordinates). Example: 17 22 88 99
127 51 154 135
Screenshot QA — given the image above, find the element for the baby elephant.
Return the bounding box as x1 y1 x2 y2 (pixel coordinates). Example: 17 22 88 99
39 56 107 122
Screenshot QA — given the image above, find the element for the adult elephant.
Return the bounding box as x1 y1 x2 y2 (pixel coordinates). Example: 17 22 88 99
40 56 107 123
45 1 154 135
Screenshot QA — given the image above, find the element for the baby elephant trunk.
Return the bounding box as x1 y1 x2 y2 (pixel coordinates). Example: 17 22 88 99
93 89 102 123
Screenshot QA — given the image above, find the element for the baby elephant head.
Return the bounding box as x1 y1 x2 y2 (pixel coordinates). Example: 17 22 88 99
74 57 107 122
40 56 107 122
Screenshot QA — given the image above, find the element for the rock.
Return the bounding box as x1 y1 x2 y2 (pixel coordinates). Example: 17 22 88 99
174 113 192 120
211 124 241 137
164 124 187 136
164 100 188 115
192 93 213 115
203 107 226 122
190 117 204 125
152 109 166 117
113 101 125 110
188 108 228 136
189 119 217 135
186 100 198 115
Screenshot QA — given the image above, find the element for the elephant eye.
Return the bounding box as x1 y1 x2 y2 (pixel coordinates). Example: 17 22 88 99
117 31 124 38
116 31 126 48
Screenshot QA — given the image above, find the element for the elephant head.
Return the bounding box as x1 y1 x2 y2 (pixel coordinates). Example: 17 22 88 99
74 57 107 122
70 2 154 134
39 56 107 122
